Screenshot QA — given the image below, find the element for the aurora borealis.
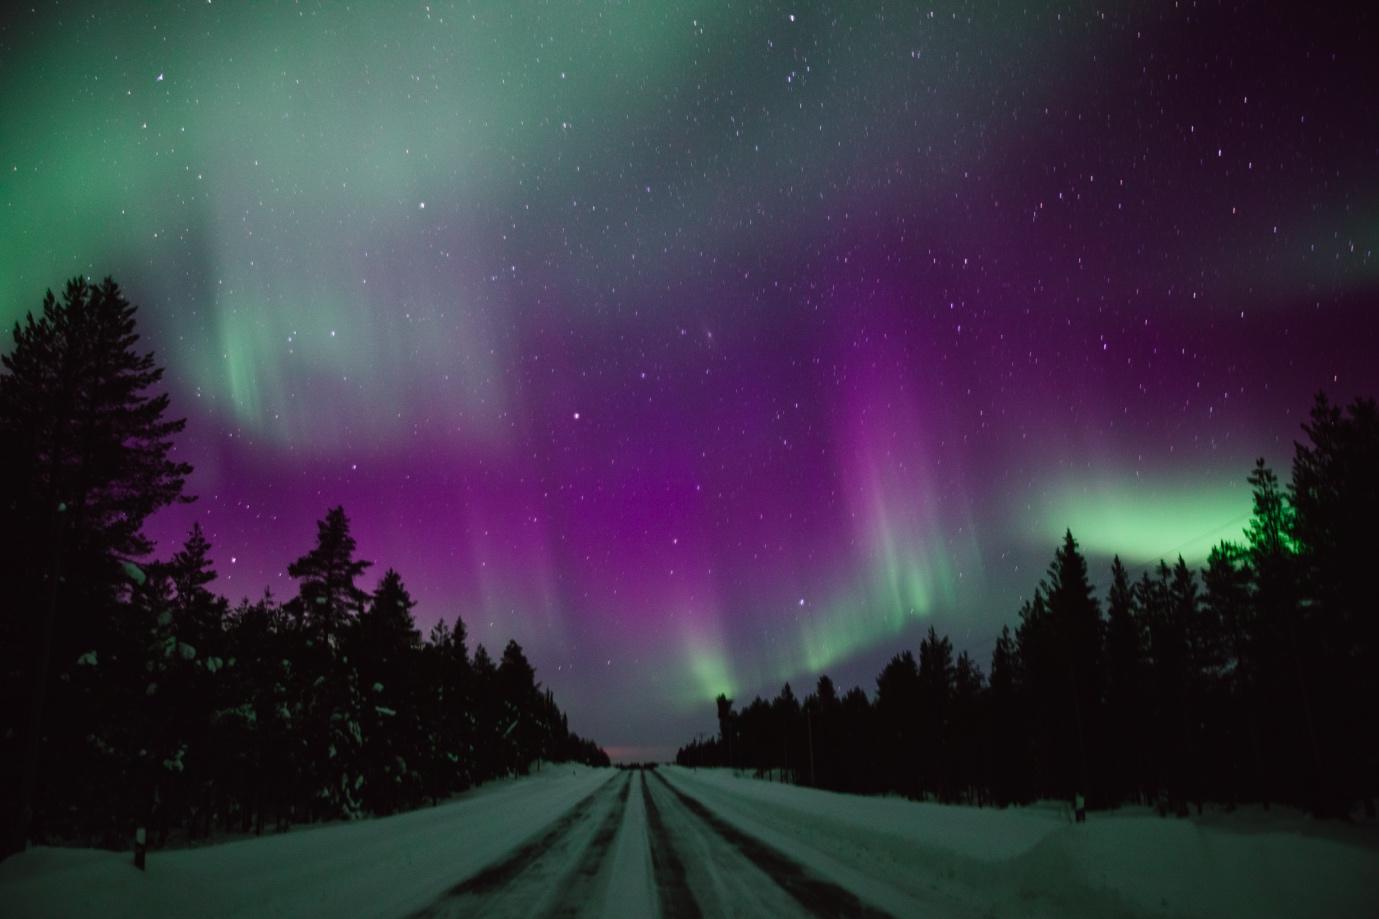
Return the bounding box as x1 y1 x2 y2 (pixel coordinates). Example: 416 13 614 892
3 3 1376 759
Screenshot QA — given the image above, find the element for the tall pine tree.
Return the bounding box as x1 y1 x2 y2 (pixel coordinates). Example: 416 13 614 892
287 506 371 647
286 507 372 819
987 624 1023 804
1042 531 1103 805
1290 394 1379 814
1 278 191 855
1104 556 1146 805
917 626 954 798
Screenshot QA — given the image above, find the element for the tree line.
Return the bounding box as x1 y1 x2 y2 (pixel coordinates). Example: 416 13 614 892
679 392 1378 820
1 278 607 857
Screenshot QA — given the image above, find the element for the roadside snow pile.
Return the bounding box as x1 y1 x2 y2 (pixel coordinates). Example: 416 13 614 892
660 766 1379 919
0 765 611 919
1010 810 1378 918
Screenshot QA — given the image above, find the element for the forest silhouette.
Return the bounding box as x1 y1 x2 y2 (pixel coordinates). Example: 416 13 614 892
4 277 1376 865
0 278 608 859
678 395 1378 822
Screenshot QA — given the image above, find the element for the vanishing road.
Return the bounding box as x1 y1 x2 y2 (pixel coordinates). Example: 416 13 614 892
409 767 931 918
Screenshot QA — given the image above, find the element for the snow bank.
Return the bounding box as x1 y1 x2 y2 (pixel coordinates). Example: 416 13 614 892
661 767 1379 918
0 765 614 919
1010 809 1379 918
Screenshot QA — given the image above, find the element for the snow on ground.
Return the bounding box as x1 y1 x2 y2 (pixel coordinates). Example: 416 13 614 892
601 771 656 919
4 763 1378 918
659 766 1379 918
643 767 812 916
0 765 612 919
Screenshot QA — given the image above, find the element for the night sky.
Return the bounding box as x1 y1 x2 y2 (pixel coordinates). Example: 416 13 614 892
3 3 1376 760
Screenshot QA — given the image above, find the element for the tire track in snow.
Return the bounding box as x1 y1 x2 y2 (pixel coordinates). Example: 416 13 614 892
541 772 634 918
640 770 704 919
409 771 626 918
651 770 896 919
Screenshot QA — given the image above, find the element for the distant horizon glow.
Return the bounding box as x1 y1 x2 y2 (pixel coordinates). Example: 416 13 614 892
2 3 1375 755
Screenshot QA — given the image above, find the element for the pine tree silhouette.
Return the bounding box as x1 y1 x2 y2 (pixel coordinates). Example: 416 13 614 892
287 506 371 647
1104 556 1145 804
2 278 191 856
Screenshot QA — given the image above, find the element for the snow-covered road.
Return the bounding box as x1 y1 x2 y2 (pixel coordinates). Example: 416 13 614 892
405 767 895 918
4 764 1379 918
641 768 895 918
412 770 634 918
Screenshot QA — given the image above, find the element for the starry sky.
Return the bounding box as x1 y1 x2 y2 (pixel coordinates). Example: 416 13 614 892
3 2 1376 760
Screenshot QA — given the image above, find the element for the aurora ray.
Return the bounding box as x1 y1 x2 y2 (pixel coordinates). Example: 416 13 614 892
3 2 1376 757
